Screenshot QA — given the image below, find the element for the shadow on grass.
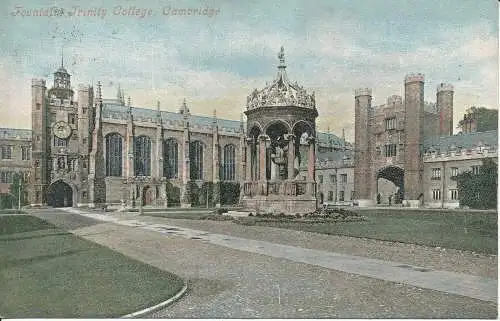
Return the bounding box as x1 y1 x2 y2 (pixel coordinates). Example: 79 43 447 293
0 215 185 318
0 248 92 269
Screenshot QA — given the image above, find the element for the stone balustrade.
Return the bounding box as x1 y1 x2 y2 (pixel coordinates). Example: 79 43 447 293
243 180 311 197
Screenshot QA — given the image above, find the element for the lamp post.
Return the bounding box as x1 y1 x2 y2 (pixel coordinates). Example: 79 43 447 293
136 175 146 215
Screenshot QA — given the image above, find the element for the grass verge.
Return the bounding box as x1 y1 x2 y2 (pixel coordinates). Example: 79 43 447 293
0 215 184 318
236 209 498 254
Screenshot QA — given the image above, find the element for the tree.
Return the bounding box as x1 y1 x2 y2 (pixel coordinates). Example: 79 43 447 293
8 173 27 210
454 158 497 209
457 107 498 132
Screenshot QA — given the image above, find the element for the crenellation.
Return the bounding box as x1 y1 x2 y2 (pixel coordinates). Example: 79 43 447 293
354 88 372 97
437 83 454 93
404 73 425 83
31 79 46 87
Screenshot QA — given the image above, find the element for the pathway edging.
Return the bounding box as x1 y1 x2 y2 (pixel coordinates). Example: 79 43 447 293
121 280 188 318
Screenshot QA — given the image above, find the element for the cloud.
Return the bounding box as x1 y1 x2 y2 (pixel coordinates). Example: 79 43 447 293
0 1 497 143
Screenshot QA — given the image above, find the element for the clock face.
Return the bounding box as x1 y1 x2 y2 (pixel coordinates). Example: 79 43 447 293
53 121 72 139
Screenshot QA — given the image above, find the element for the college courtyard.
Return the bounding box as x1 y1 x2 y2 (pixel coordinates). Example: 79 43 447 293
0 205 497 318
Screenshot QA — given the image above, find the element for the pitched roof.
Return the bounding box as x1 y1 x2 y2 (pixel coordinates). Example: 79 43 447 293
423 130 498 152
0 128 32 141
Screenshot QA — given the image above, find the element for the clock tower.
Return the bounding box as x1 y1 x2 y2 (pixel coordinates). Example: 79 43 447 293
47 55 74 100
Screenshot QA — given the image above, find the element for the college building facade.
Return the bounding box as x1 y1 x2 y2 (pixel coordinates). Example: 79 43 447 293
0 49 497 210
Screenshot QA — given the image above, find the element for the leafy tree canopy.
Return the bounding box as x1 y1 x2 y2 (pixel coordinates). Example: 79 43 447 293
458 107 498 132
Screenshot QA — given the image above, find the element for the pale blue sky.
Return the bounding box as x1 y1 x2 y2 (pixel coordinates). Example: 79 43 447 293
0 0 498 140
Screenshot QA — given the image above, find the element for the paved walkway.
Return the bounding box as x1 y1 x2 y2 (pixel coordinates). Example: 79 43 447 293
59 208 497 303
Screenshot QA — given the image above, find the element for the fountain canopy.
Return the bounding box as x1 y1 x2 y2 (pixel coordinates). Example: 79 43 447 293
246 46 316 110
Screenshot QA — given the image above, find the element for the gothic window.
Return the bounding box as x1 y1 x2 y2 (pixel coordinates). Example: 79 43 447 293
190 140 203 180
340 174 348 184
1 145 12 159
163 138 178 179
432 189 441 200
385 117 396 130
450 167 459 178
68 113 76 124
328 191 334 201
339 190 345 201
384 144 397 157
106 133 123 177
222 144 236 181
21 146 30 160
471 165 480 175
36 103 41 110
54 137 68 147
431 168 441 180
450 189 458 200
134 135 151 176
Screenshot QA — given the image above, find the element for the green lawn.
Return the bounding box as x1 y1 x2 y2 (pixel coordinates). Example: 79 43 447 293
0 215 184 318
0 209 27 215
247 209 498 254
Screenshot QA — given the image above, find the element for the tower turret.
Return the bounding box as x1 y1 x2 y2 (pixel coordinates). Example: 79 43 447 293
48 54 74 100
403 73 425 206
354 87 374 205
436 83 454 136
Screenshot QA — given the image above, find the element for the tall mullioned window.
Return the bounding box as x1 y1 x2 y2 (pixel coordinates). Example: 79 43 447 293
134 135 151 176
1 145 12 159
163 138 178 179
385 117 396 130
431 168 441 180
21 146 30 160
222 144 236 181
54 137 67 147
384 144 397 157
190 141 203 180
105 133 123 177
432 189 441 200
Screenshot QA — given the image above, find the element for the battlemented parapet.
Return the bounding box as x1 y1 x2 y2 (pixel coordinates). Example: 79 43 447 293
423 146 497 162
437 83 454 93
31 79 46 87
354 88 372 97
404 73 425 83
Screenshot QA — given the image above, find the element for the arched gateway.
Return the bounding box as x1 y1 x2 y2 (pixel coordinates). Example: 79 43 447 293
241 47 318 214
47 180 73 207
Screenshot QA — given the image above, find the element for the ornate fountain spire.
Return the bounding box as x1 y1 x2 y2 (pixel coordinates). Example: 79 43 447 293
127 96 132 114
278 45 285 68
276 45 288 82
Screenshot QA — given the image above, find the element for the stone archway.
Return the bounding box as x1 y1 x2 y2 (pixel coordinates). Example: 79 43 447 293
377 166 404 204
142 185 154 206
266 121 290 180
47 180 73 208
